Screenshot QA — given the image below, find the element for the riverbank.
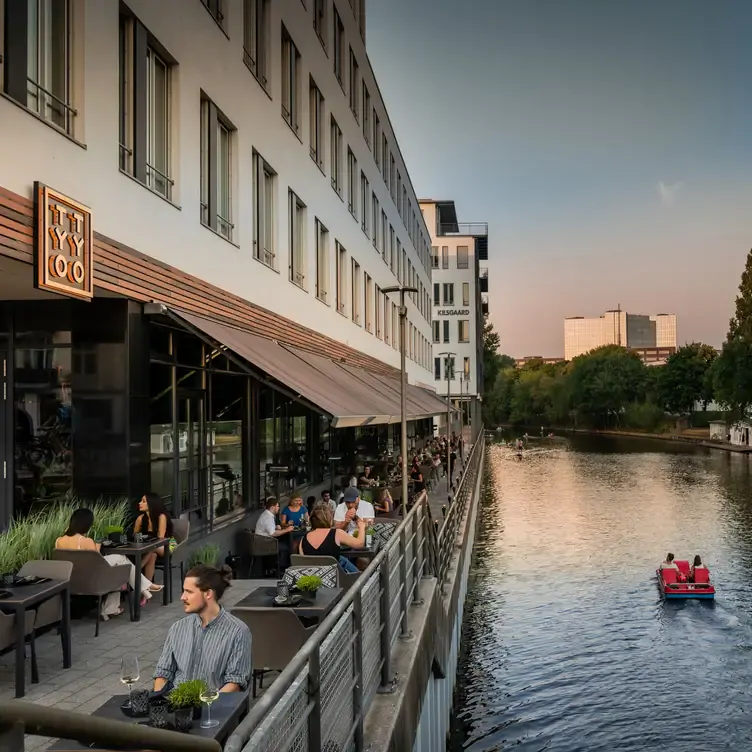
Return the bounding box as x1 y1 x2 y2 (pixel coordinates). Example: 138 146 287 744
494 426 752 453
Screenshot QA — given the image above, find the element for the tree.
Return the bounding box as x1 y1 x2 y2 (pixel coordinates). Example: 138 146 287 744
713 250 752 421
658 343 717 415
481 315 514 396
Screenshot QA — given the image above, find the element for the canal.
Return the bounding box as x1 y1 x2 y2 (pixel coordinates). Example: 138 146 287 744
450 435 752 751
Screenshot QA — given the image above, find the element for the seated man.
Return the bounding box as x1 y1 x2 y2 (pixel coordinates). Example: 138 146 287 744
153 565 250 693
255 497 293 538
334 487 375 534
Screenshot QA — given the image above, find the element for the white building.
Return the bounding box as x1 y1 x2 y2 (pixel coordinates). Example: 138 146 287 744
0 0 446 532
564 310 678 360
419 200 488 437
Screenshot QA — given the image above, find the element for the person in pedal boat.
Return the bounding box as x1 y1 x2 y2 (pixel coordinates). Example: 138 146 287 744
660 553 680 571
690 555 707 581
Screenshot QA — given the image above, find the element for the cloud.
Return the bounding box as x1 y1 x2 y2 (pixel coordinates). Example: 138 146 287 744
658 180 683 206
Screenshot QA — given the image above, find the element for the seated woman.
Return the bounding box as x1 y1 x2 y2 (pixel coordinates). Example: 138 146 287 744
690 554 707 581
56 508 161 619
134 493 174 582
660 552 680 570
281 494 309 528
299 505 364 574
358 466 373 486
375 488 393 515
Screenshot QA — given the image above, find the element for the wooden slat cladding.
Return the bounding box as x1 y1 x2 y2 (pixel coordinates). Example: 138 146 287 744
0 186 398 376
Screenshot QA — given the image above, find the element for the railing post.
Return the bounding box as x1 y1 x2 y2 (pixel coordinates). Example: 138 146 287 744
378 554 394 691
398 527 411 638
307 647 322 752
353 589 365 751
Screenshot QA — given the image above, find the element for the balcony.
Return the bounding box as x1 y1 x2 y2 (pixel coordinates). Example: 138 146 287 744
436 222 488 237
479 274 489 294
481 293 489 316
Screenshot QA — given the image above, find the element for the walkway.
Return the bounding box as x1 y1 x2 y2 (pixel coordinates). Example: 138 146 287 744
0 577 269 751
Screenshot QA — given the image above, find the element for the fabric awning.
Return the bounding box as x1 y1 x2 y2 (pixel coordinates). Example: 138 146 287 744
172 311 396 427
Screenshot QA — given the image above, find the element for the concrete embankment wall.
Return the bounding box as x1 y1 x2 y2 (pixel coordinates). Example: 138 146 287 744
363 451 485 751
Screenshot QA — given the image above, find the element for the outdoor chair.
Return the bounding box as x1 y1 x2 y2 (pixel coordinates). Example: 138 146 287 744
230 608 317 698
51 550 132 637
372 520 399 549
155 518 190 600
0 610 38 685
245 531 280 578
290 554 360 592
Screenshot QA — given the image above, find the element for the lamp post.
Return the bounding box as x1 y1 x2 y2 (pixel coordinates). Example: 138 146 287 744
438 351 456 487
382 285 418 518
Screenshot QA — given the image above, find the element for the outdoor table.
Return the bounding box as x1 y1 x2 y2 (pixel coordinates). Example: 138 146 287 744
235 586 343 620
101 538 171 620
48 691 249 751
339 541 380 561
0 578 71 698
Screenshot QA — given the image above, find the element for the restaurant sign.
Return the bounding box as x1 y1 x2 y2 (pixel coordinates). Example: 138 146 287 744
437 309 470 316
34 182 93 301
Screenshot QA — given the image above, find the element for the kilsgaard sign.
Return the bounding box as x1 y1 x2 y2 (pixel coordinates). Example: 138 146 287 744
437 309 470 316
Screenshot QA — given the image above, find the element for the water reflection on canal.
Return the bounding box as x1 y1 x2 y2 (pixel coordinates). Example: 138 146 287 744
450 436 752 751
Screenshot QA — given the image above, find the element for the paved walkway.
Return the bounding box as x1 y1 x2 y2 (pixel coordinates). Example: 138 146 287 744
0 575 271 751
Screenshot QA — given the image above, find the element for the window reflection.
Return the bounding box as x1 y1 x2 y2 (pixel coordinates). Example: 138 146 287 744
210 372 245 520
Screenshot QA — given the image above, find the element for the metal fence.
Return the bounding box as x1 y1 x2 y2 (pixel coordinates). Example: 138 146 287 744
225 432 485 752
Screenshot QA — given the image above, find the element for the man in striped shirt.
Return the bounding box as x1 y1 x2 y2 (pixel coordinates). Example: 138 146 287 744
153 565 251 693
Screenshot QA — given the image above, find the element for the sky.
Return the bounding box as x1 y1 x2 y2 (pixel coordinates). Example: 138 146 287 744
366 0 752 357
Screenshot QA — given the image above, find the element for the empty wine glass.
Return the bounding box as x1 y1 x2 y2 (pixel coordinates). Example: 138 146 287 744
120 656 140 709
199 680 220 729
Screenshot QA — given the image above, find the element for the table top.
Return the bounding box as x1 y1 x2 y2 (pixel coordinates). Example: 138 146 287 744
49 692 248 751
101 537 169 555
234 586 343 618
339 542 380 559
0 578 68 608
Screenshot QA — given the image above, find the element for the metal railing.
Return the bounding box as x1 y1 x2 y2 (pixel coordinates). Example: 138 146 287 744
225 432 485 752
437 222 488 237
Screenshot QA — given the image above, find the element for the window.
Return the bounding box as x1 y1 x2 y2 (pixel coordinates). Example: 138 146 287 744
457 245 469 269
200 97 234 240
431 246 439 269
330 117 343 195
313 0 327 49
349 48 359 120
351 259 361 324
464 357 471 380
315 219 329 302
458 320 470 343
433 283 440 306
375 285 382 338
243 0 270 89
396 172 402 217
443 320 450 344
362 83 371 145
309 78 325 169
396 240 402 282
360 173 369 235
382 138 389 185
253 150 276 266
373 112 381 166
384 294 391 344
336 242 347 314
441 246 449 269
372 194 379 249
119 13 174 199
202 0 225 27
358 0 366 38
389 226 395 272
434 358 441 380
5 0 74 135
347 149 357 217
443 283 454 306
364 274 373 332
381 211 388 260
288 190 306 288
281 27 301 135
333 8 344 86
402 248 407 285
390 155 396 200
392 303 399 350
432 321 440 343
462 282 470 306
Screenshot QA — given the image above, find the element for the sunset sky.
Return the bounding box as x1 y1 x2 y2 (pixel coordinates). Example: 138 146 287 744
367 0 752 357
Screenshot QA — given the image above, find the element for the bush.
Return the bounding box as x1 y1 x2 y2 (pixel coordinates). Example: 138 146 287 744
623 402 666 432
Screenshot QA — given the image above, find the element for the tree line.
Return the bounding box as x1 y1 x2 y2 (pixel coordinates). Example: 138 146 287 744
482 249 752 431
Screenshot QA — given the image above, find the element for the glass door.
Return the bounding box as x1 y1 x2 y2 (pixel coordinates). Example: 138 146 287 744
177 391 208 522
0 337 10 529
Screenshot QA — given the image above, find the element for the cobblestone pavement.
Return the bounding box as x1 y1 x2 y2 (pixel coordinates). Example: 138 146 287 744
0 576 271 751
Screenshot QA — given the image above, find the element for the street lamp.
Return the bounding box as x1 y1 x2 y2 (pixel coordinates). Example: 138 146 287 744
438 351 456 487
382 285 418 518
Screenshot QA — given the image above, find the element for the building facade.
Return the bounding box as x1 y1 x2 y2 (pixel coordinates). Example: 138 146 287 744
419 200 488 437
564 310 677 360
0 0 445 534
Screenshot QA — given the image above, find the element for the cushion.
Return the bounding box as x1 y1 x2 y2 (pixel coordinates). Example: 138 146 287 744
675 560 690 576
284 564 338 589
693 568 710 584
661 567 677 584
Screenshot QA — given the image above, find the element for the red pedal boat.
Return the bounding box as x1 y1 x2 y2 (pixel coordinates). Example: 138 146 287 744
656 559 715 600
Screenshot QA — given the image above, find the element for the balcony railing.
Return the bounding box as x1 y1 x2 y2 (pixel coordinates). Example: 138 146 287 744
437 222 488 237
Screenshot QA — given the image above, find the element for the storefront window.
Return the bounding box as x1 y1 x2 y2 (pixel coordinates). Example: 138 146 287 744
14 330 73 514
149 361 175 505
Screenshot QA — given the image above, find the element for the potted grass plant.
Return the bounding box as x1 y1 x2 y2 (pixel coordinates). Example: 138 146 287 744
295 574 323 599
187 543 220 569
0 526 23 586
169 679 208 728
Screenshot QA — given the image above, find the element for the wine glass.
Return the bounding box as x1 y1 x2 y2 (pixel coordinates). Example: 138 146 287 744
120 656 140 709
199 681 220 729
